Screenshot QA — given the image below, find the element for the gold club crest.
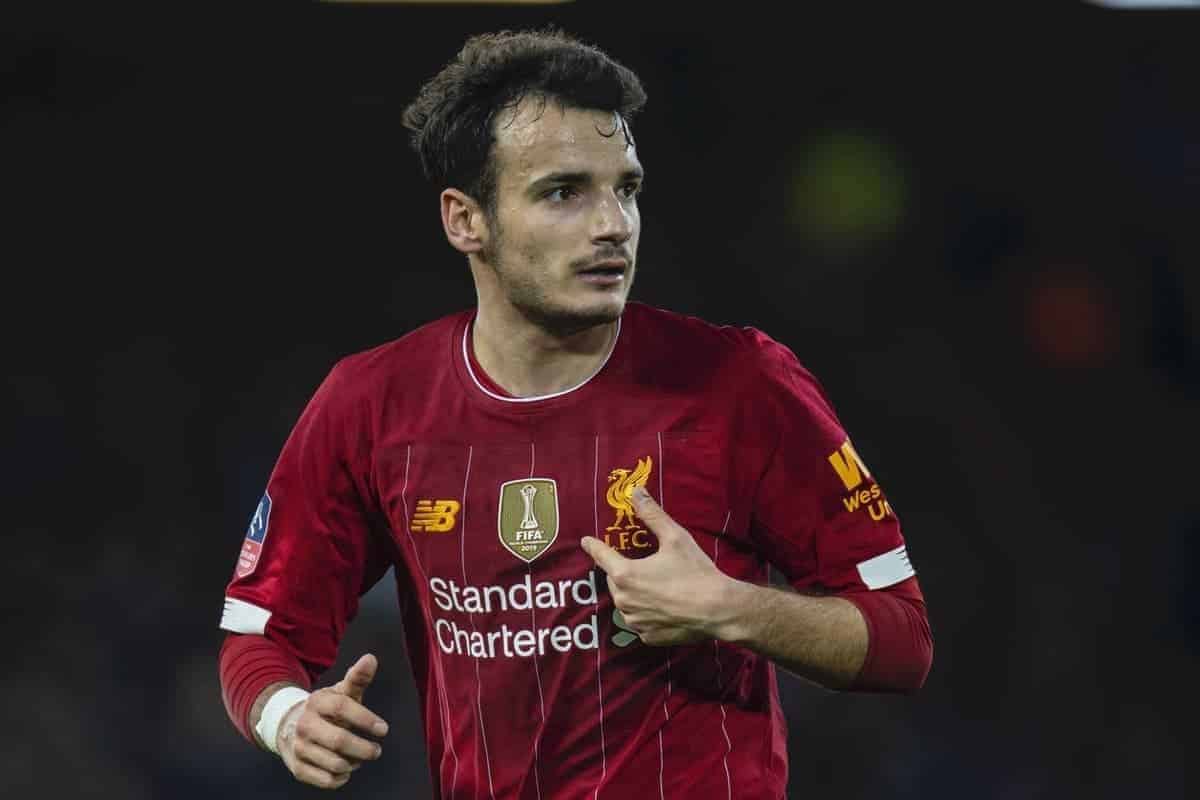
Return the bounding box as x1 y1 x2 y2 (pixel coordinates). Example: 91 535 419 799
603 456 655 554
497 478 559 562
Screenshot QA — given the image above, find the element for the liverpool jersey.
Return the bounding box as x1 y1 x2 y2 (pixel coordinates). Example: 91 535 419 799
220 302 918 799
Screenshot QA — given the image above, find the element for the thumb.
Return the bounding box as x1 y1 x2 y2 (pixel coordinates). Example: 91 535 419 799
631 487 679 540
334 653 378 702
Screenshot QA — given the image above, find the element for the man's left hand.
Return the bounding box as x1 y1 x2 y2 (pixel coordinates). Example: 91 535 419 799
580 487 740 646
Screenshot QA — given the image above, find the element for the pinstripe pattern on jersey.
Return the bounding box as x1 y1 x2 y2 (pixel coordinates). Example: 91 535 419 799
458 446 496 800
400 445 460 798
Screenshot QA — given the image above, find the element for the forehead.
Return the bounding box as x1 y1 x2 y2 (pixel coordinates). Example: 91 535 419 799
491 98 641 184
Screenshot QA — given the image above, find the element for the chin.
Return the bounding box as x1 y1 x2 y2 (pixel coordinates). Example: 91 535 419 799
521 297 625 337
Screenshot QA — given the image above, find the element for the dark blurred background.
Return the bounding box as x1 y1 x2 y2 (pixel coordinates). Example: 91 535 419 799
4 1 1199 797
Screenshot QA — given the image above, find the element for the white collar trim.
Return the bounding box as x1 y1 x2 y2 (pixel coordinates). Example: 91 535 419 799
461 317 622 403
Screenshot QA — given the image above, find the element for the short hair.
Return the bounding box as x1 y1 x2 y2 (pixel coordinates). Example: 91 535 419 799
402 27 648 214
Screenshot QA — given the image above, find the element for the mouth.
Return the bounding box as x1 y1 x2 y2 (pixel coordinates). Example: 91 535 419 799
576 259 628 286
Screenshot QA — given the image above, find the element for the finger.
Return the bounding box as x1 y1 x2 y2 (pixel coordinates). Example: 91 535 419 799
292 760 351 791
302 716 384 763
631 487 682 540
580 535 626 577
297 742 364 777
311 691 390 737
334 653 378 703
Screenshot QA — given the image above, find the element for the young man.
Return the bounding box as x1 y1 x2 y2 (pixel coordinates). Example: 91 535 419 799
217 28 932 798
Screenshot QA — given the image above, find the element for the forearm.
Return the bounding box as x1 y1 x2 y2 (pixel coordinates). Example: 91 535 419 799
218 633 313 746
715 580 868 690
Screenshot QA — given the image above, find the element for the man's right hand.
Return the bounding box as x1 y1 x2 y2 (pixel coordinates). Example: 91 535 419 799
275 654 390 790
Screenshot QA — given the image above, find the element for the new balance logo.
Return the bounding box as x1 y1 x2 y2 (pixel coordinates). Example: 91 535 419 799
411 500 461 533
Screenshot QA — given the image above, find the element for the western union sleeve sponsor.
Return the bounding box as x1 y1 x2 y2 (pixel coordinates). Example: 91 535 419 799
828 438 895 522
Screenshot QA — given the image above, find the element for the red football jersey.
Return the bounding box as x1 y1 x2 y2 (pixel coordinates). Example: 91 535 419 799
220 302 918 800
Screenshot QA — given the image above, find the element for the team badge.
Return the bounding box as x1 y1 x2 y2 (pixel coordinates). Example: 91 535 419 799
236 492 272 578
599 456 657 555
606 456 652 531
497 478 559 562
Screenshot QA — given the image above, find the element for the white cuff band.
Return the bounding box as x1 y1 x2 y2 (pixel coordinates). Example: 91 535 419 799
255 686 311 755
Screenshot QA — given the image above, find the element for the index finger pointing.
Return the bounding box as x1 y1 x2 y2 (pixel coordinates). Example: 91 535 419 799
315 693 389 737
306 716 385 763
580 535 625 576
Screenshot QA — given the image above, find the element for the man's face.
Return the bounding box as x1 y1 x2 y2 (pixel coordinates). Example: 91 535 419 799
479 99 643 335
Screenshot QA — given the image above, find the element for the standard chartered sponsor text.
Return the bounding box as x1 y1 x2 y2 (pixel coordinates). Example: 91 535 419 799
430 571 599 658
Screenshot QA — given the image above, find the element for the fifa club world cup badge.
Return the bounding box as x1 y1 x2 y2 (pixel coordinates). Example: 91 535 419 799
497 479 559 562
236 492 272 578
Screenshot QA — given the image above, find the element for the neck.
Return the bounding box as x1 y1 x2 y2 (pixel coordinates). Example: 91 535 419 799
471 303 619 399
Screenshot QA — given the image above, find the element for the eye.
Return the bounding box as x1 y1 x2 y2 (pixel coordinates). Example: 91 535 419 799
619 181 642 199
545 186 578 202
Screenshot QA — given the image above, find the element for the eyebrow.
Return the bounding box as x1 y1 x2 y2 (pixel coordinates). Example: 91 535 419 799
527 168 644 194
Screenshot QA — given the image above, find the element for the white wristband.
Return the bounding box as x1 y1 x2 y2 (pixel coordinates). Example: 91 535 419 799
255 686 311 755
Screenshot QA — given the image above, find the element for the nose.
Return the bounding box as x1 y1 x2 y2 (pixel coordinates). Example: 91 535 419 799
591 192 633 246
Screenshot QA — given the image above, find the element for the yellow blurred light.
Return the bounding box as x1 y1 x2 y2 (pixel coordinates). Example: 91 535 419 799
789 130 908 247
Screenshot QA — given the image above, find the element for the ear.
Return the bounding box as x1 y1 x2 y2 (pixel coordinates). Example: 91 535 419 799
440 188 488 255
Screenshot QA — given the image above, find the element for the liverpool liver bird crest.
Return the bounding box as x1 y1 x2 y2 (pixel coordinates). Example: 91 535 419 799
606 456 653 531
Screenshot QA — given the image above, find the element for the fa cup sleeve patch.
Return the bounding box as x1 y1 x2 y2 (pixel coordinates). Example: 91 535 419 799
235 492 272 579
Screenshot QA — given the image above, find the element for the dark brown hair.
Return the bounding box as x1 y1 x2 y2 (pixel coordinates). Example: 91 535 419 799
402 27 647 214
